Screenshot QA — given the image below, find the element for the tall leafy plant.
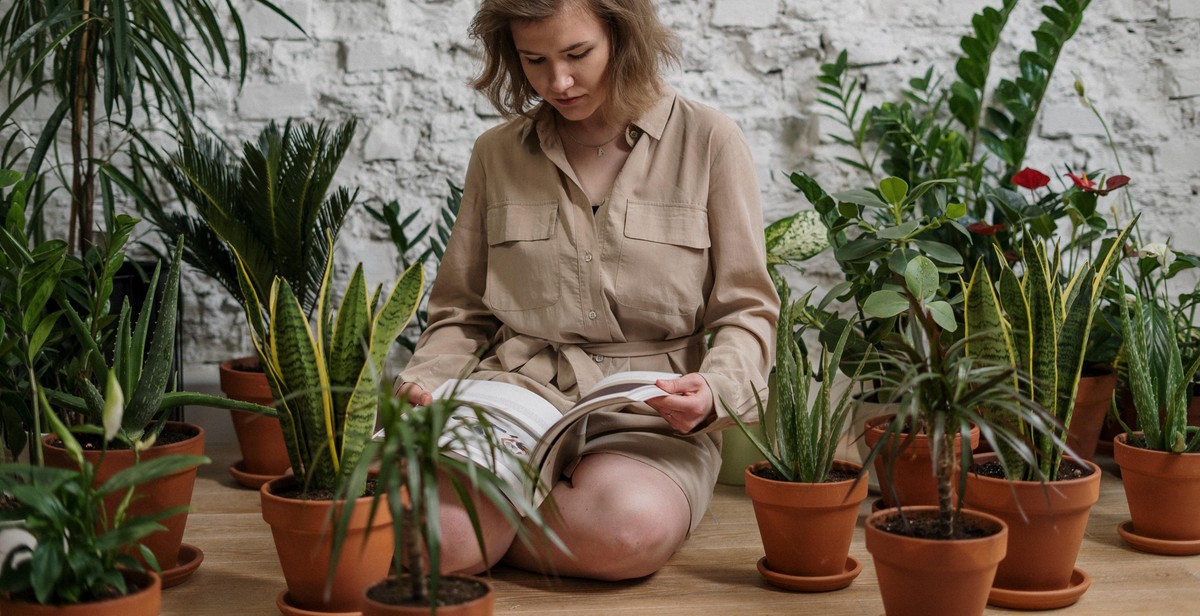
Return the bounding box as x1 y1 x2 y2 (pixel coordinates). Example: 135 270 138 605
0 0 301 256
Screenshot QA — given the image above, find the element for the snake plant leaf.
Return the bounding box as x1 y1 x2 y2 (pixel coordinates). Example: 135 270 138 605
328 265 370 424
270 277 338 487
365 262 424 372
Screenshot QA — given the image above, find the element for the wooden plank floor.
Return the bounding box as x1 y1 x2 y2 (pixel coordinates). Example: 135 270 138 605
163 443 1200 615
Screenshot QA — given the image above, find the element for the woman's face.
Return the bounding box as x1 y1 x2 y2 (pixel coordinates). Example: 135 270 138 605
510 2 611 124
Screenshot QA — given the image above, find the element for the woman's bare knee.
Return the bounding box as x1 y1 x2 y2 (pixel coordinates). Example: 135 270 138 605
435 471 518 575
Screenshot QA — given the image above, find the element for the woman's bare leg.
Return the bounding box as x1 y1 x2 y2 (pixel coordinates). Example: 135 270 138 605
501 453 691 581
434 470 519 574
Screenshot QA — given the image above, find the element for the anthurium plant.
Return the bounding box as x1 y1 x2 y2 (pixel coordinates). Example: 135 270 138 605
963 219 1135 480
233 238 424 494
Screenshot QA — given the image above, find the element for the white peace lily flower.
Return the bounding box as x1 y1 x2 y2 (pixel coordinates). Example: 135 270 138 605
101 370 124 442
1138 242 1175 269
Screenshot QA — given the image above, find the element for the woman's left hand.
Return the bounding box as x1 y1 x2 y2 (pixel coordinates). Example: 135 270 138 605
645 373 715 433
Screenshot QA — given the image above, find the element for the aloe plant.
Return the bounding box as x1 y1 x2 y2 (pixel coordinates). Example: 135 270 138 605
729 286 865 484
964 219 1134 480
233 237 424 494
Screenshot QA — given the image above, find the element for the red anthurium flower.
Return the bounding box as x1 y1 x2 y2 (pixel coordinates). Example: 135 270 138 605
1067 172 1096 191
1068 172 1131 196
1105 175 1130 191
1003 250 1020 264
1011 168 1051 190
968 222 1006 236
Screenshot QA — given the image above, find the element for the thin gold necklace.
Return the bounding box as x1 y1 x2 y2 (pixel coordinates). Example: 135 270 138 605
560 122 622 157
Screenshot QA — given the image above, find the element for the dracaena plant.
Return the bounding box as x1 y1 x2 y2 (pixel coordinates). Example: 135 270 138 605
0 383 208 605
865 254 1059 537
728 285 865 483
963 219 1135 480
232 237 425 494
329 387 563 610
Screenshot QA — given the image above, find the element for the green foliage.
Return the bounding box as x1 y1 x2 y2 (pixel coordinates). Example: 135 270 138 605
0 400 208 605
729 287 865 483
45 236 275 444
0 0 303 255
865 259 1060 536
136 120 359 320
367 179 463 351
964 219 1133 480
329 388 562 609
233 235 425 494
1118 278 1200 454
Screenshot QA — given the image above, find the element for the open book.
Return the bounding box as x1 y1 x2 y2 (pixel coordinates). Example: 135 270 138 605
379 371 678 507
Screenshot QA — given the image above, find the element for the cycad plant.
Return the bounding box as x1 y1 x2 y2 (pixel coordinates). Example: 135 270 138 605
139 119 358 319
0 0 301 254
232 235 424 494
963 219 1134 480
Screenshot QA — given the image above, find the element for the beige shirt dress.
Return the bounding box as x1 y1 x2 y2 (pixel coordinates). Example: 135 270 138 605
400 88 780 531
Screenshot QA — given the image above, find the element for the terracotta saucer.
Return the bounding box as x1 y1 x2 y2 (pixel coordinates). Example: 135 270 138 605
160 543 204 589
988 567 1091 610
228 459 283 490
1118 520 1200 556
756 555 862 592
275 591 362 616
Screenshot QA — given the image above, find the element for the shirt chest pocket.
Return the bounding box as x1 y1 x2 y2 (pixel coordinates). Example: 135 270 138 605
484 201 562 311
616 201 710 315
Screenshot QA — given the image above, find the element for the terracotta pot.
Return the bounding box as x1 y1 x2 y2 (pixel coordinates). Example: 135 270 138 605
42 422 203 575
865 506 1007 616
965 453 1100 599
1065 366 1117 461
261 475 393 612
744 459 867 580
0 569 161 615
1113 433 1200 542
362 575 495 616
219 357 290 479
863 415 980 508
851 393 897 489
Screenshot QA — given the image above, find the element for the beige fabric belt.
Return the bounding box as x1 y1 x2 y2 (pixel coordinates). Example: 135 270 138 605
484 328 705 401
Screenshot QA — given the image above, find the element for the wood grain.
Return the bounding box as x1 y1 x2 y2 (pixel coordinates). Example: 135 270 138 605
162 444 1200 615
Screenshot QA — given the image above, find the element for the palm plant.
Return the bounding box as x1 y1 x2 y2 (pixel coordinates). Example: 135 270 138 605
134 120 359 319
232 233 424 494
963 220 1135 480
0 0 301 256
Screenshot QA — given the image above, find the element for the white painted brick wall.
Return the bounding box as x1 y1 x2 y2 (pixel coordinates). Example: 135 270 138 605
8 0 1196 363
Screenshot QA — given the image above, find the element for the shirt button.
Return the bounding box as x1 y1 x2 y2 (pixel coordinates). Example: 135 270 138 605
588 310 598 320
584 252 593 262
592 354 604 363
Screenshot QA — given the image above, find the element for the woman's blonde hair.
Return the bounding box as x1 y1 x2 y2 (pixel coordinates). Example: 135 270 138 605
469 0 680 124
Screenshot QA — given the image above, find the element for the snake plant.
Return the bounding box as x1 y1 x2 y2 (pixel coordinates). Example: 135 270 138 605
964 219 1134 480
233 238 424 494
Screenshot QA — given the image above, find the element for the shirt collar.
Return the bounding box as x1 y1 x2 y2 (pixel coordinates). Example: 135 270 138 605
520 85 676 149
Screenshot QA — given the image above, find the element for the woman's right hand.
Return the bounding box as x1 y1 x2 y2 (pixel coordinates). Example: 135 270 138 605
395 382 433 406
